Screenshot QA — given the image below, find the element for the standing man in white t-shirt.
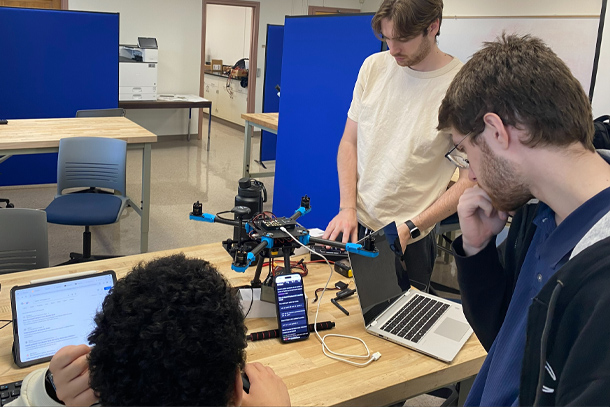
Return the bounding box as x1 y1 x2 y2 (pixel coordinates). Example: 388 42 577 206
323 0 474 291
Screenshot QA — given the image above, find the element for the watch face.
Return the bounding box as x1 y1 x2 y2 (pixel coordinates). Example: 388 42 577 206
45 370 56 389
405 220 420 238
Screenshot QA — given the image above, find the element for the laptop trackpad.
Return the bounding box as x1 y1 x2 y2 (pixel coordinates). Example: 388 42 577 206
434 318 470 341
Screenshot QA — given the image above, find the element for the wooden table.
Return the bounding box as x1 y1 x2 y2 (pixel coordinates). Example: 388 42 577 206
0 243 486 406
119 95 212 147
241 112 278 179
0 117 157 253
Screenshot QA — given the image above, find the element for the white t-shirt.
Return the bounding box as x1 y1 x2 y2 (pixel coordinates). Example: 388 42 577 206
347 51 463 237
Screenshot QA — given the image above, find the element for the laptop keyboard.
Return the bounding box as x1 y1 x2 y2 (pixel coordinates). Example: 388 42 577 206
380 294 450 343
0 380 22 406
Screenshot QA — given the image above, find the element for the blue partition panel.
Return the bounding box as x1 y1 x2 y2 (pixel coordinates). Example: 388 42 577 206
272 14 381 228
260 24 284 162
0 8 119 186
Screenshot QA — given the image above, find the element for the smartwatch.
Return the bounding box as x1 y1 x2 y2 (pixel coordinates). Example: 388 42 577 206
45 369 64 404
405 220 421 239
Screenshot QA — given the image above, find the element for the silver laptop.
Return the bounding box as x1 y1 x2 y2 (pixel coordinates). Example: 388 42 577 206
349 223 473 363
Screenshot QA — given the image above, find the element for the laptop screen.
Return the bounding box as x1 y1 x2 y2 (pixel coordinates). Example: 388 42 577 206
11 270 116 367
349 223 409 326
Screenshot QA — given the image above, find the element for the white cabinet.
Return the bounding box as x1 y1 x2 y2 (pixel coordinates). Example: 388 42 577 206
231 86 248 125
203 77 219 115
204 74 247 125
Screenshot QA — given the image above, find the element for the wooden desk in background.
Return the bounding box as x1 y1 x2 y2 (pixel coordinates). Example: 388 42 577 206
0 243 486 406
119 95 212 147
0 117 157 253
241 112 278 179
239 114 461 186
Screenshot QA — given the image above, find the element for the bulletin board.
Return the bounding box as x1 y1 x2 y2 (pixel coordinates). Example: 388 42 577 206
272 13 382 229
0 7 119 186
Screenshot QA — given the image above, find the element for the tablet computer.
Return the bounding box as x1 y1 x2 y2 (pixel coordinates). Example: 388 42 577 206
10 270 116 368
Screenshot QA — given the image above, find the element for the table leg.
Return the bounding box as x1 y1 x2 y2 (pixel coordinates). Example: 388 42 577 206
243 121 253 178
187 108 192 142
458 375 475 407
140 143 152 253
207 106 212 151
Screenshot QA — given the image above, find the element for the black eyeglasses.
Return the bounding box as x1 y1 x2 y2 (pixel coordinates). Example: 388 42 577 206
444 133 472 169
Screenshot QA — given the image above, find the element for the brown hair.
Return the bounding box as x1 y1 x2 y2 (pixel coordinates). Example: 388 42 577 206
371 0 443 40
438 33 594 151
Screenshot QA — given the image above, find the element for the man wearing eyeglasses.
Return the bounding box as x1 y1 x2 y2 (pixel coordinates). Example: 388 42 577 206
323 0 474 292
438 33 610 406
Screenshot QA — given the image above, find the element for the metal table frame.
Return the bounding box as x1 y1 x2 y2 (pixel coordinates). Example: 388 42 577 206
119 98 212 148
242 113 278 178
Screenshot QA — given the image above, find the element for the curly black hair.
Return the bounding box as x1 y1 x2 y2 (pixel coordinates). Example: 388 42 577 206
87 254 247 406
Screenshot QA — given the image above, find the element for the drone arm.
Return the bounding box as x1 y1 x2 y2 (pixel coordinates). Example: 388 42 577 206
308 236 347 249
230 238 270 273
289 206 311 221
250 239 270 257
190 213 240 228
308 236 379 258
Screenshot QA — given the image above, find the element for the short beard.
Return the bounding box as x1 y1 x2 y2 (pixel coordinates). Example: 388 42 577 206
478 139 533 212
397 35 432 67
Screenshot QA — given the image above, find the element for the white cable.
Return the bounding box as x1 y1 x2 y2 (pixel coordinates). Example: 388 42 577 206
280 226 381 367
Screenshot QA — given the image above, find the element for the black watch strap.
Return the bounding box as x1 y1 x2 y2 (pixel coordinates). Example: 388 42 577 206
45 369 64 405
405 220 421 239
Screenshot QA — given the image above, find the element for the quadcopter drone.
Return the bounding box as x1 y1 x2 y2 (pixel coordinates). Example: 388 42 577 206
189 195 378 287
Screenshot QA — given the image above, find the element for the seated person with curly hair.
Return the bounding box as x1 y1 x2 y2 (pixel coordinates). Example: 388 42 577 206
9 254 290 407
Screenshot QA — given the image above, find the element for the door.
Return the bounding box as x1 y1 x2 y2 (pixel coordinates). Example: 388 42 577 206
0 0 63 9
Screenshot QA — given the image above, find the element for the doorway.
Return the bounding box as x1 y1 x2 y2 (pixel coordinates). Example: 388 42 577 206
0 0 67 8
200 0 260 136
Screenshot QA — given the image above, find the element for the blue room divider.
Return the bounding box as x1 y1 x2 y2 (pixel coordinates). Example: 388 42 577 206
260 24 284 162
272 14 381 229
0 7 119 186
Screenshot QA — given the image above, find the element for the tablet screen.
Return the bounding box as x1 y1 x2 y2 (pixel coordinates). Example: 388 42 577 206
10 271 116 367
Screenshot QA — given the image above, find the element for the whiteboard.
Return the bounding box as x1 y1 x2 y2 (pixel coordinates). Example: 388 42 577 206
438 16 600 96
591 7 610 117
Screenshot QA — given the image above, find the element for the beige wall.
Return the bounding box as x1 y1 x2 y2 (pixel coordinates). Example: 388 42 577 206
205 5 252 67
70 0 609 132
361 0 602 14
70 0 203 136
69 0 364 136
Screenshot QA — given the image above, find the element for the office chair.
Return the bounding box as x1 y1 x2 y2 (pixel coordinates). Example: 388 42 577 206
428 213 462 298
0 198 14 208
436 212 461 264
1 157 15 207
0 208 49 274
45 137 130 264
75 108 126 117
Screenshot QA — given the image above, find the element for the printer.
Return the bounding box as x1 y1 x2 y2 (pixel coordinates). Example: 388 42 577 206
119 37 158 101
119 37 158 63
